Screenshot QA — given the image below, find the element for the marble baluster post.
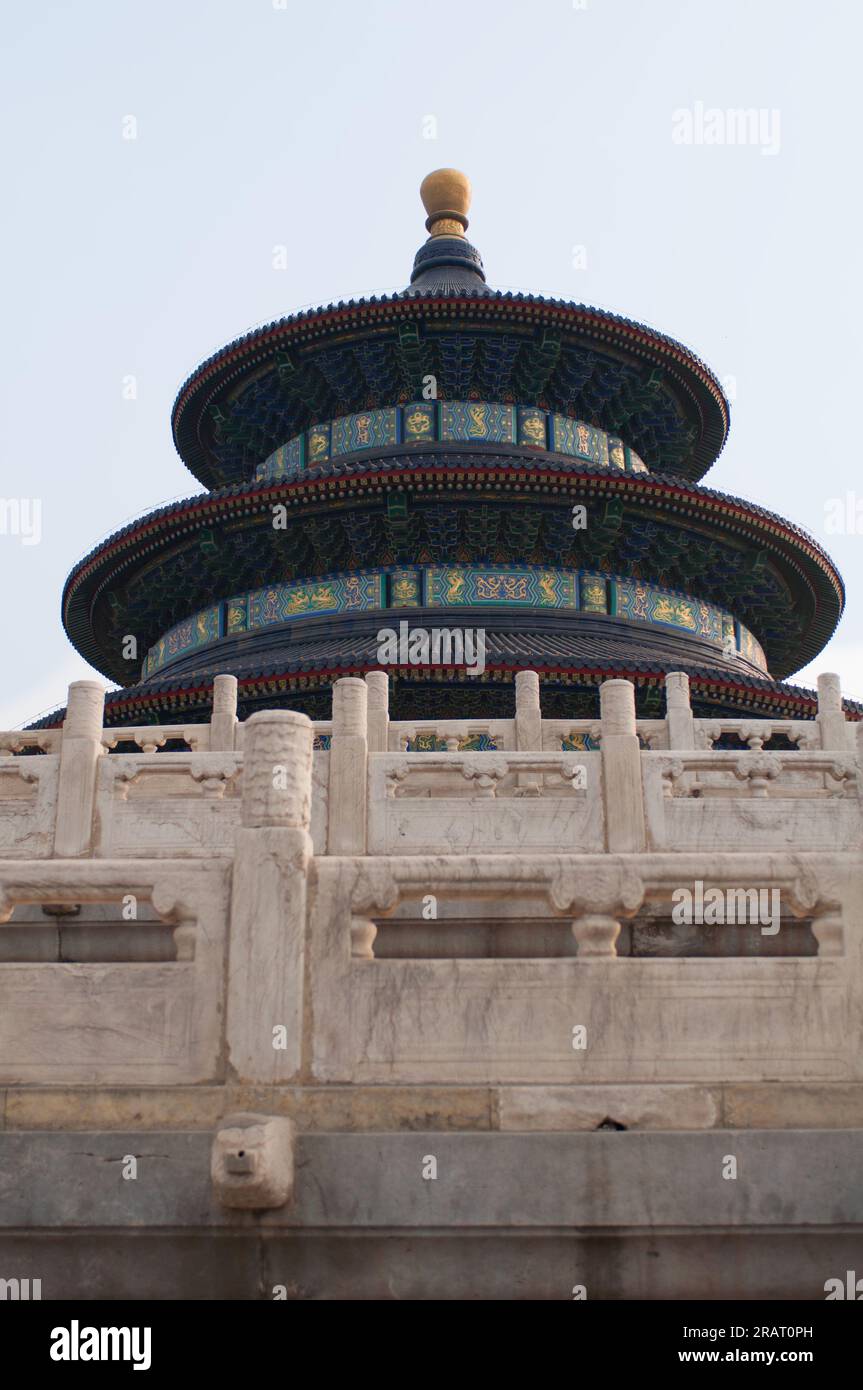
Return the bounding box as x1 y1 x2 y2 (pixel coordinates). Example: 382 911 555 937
665 672 695 751
365 671 390 754
328 678 368 855
209 674 238 752
600 679 646 853
515 669 542 790
54 681 106 857
226 710 313 1082
816 673 851 751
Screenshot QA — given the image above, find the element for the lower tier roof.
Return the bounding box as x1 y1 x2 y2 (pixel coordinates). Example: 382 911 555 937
31 620 863 728
61 455 845 684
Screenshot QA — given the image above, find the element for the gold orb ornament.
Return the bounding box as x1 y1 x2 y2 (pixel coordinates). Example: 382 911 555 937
419 168 471 238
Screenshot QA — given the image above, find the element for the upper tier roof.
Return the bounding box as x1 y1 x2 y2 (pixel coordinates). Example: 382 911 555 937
172 171 730 491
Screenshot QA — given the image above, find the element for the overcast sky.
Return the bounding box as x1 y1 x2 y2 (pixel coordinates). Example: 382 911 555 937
2 0 861 727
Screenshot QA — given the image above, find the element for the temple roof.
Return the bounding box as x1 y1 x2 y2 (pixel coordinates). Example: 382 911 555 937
61 455 843 684
171 170 730 490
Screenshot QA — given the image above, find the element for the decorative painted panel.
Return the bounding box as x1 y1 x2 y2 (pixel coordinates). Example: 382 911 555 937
331 408 397 458
142 566 767 676
306 422 331 466
694 598 723 643
439 401 516 445
517 407 548 449
225 596 248 635
607 436 627 471
263 444 288 480
248 574 385 629
254 402 650 481
402 402 436 442
390 570 423 608
614 578 727 638
739 625 767 670
143 604 221 676
264 436 304 480
580 574 608 614
551 416 609 467
426 566 577 609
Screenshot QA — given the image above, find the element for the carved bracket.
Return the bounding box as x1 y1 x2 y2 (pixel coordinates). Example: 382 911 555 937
789 727 819 751
786 860 844 956
189 758 239 799
385 764 411 799
151 877 198 960
351 861 399 917
695 722 721 750
733 753 782 796
661 758 687 798
549 861 644 958
825 760 854 796
112 761 142 800
461 757 509 797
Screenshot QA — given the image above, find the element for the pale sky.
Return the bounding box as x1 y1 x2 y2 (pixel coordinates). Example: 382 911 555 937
2 0 861 727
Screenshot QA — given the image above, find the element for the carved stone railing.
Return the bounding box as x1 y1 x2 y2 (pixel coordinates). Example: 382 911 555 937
0 857 229 1083
693 720 821 750
3 676 863 1095
308 850 854 1084
0 729 60 755
367 752 598 855
2 666 861 863
643 749 862 853
655 750 857 797
101 725 211 753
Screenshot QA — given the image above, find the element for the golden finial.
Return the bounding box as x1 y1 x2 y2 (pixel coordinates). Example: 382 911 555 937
420 169 471 239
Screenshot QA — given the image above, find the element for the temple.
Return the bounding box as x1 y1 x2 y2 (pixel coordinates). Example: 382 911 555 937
52 170 849 730
2 173 863 1302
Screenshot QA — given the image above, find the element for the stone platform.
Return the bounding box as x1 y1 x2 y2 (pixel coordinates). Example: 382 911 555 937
1 670 861 1299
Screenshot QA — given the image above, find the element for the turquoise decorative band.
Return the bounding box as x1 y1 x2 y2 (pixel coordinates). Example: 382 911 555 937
142 565 766 678
253 402 650 482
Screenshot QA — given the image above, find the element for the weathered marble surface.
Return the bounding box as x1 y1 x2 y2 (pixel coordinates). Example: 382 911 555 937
0 672 860 1098
0 859 229 1084
367 752 603 854
0 756 57 858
